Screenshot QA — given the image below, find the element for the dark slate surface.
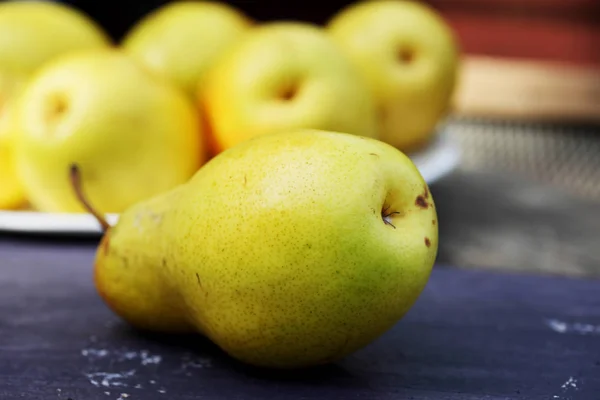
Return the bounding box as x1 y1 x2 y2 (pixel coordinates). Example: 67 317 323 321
1 235 600 400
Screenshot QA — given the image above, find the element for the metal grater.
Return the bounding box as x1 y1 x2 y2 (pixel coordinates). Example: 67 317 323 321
445 117 600 202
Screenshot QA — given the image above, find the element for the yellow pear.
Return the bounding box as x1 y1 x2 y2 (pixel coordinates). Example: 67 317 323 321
13 49 205 214
0 0 111 75
90 129 438 369
0 0 111 209
201 22 379 154
0 71 27 209
327 0 460 151
122 1 252 97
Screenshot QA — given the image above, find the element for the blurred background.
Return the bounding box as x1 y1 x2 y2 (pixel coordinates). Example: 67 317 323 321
2 0 599 278
63 0 600 201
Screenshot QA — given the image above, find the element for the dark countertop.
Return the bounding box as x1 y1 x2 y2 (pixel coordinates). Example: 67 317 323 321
1 170 599 400
434 171 600 278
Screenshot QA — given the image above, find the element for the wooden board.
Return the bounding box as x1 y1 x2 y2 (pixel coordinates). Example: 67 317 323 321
453 56 600 122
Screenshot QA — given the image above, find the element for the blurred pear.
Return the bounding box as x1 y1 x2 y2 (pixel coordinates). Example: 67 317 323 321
13 50 205 214
201 22 379 153
328 0 460 151
0 0 111 210
122 1 252 97
0 71 27 209
0 0 111 75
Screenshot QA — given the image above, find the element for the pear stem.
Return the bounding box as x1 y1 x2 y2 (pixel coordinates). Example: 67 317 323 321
69 163 111 232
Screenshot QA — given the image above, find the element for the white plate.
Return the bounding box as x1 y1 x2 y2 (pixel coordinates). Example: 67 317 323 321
0 128 461 236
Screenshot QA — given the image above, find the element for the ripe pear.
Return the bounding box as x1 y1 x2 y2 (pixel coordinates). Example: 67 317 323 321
0 71 27 209
91 129 438 369
122 1 252 97
200 22 379 154
0 0 111 75
13 49 205 214
327 0 460 151
0 0 111 209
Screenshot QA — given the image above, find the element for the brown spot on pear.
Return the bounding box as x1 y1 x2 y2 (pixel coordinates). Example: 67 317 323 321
415 195 428 209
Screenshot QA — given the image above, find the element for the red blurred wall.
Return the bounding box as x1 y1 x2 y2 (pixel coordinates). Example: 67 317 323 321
425 0 600 67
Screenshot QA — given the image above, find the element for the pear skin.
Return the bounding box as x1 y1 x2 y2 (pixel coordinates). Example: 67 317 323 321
201 22 379 153
94 187 194 333
0 1 111 74
327 0 460 151
13 49 205 214
122 1 252 97
93 129 438 369
0 72 27 209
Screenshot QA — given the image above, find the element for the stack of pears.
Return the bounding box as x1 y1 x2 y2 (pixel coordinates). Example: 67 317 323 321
0 0 453 368
1 0 459 215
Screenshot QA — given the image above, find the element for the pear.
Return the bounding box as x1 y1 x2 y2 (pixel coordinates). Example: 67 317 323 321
13 49 205 214
89 129 438 369
0 0 111 209
327 0 460 151
0 71 27 209
200 22 379 154
122 1 252 97
0 0 111 74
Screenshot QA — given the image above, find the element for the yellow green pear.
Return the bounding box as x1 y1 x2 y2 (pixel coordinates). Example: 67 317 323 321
201 22 379 154
0 71 27 209
91 129 438 369
327 0 460 151
0 0 111 75
13 49 205 214
122 1 252 97
0 0 111 209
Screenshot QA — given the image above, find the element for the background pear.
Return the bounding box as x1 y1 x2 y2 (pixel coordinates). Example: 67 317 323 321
0 0 111 75
327 0 460 151
122 1 253 97
13 49 205 214
0 72 27 209
0 0 111 209
93 129 438 369
200 22 379 153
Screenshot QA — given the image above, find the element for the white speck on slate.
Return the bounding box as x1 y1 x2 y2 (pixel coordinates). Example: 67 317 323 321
134 384 143 389
149 380 156 385
546 319 600 335
104 392 110 396
140 350 162 365
547 319 568 333
85 370 136 388
552 376 580 399
110 349 162 365
82 348 109 358
561 376 578 390
158 389 166 394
